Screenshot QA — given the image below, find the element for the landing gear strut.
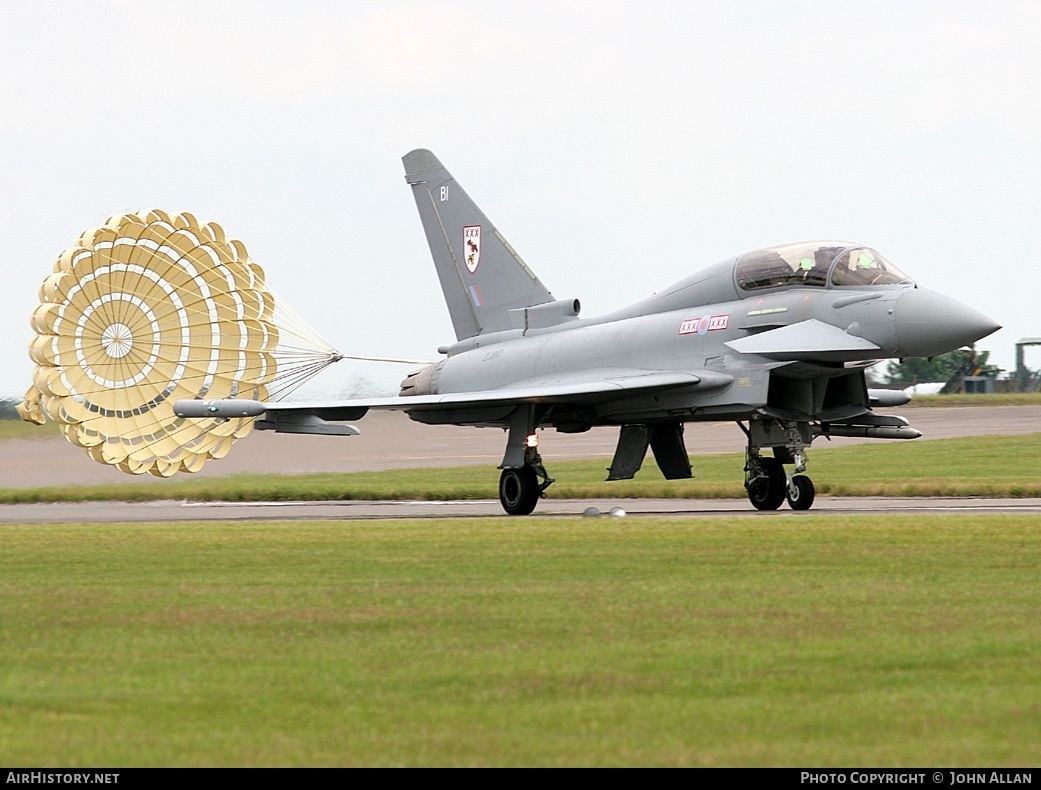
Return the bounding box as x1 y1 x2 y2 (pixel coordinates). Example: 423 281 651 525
498 406 555 515
499 446 554 516
741 418 817 512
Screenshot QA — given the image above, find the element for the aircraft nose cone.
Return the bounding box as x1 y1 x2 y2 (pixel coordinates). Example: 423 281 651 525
893 288 1001 358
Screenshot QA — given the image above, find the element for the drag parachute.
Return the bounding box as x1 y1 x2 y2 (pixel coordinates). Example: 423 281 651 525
17 210 340 477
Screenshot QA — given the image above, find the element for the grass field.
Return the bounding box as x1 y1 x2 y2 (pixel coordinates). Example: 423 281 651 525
0 418 59 440
906 393 1041 407
3 432 1040 504
1 514 1039 767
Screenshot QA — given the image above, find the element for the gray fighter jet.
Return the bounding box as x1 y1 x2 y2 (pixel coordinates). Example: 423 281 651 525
176 149 1000 515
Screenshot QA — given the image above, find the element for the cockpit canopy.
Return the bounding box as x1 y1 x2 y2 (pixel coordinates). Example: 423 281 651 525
735 241 914 292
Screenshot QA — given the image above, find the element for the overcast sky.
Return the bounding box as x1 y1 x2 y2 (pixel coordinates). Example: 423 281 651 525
2 0 1038 399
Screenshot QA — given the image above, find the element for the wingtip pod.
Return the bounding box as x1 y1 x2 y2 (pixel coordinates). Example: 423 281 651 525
174 399 267 418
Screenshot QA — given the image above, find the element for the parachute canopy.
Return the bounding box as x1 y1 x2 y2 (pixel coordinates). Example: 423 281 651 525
18 210 340 477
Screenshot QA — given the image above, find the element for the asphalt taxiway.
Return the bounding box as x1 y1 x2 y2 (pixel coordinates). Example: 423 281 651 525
2 496 1040 524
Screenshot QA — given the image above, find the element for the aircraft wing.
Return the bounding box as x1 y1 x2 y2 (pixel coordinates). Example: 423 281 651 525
725 319 880 361
175 368 731 431
265 368 726 414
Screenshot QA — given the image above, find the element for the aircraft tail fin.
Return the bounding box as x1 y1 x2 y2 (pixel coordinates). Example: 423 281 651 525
402 149 555 340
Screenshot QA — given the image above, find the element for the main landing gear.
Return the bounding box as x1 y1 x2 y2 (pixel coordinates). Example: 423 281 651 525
741 419 816 512
498 406 554 515
499 445 554 516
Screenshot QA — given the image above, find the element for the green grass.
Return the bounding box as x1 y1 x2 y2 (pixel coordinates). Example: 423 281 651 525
0 418 59 440
3 433 1040 503
0 515 1038 766
905 392 1041 407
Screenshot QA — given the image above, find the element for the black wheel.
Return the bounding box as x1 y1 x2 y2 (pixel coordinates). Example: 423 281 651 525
499 466 540 516
747 457 786 511
786 475 815 511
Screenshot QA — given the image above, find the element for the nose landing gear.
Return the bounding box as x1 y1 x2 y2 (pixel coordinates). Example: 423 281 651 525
786 473 815 510
742 418 817 512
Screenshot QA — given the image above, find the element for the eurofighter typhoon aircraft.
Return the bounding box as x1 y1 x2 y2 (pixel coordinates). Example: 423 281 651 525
177 149 1001 515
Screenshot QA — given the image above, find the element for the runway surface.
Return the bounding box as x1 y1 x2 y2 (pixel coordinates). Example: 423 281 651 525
3 496 1041 523
1 405 1038 523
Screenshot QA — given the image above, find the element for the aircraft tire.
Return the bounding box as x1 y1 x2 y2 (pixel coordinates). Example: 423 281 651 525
748 457 786 511
786 475 815 511
499 466 540 516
